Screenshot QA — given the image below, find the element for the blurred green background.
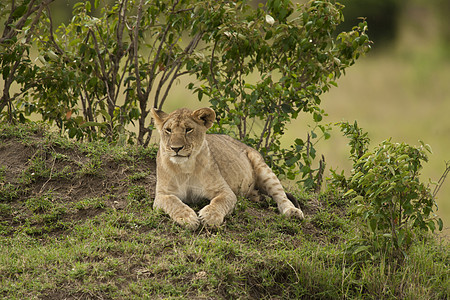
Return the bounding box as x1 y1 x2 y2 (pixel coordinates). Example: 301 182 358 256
10 0 450 237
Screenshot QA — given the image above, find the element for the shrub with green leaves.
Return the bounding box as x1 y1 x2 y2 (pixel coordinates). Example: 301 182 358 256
190 0 370 185
0 0 52 122
334 122 443 258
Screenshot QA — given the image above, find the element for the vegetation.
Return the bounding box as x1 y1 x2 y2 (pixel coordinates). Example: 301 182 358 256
0 0 370 190
188 0 369 187
0 0 448 299
0 123 448 299
331 122 447 260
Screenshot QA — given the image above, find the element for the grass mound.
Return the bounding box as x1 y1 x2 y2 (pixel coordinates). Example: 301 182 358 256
0 123 448 299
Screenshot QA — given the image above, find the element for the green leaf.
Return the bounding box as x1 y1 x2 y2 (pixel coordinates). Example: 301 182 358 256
281 103 292 114
12 5 27 18
68 128 78 138
343 189 355 197
427 220 436 232
2 66 10 80
129 107 140 120
438 218 443 231
313 112 322 122
285 156 298 166
352 245 371 256
368 218 377 232
99 109 111 122
387 165 396 176
397 230 405 247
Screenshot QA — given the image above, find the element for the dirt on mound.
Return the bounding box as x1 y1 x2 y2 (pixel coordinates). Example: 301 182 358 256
0 130 157 235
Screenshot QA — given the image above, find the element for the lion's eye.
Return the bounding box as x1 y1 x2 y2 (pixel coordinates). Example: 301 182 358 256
186 128 193 134
165 128 172 134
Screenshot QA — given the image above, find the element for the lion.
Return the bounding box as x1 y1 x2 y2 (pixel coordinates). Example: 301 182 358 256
151 107 304 229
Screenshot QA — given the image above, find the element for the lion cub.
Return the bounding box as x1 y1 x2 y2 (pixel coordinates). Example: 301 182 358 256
151 107 304 229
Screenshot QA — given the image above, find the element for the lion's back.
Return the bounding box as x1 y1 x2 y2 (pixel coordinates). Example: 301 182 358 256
205 134 256 195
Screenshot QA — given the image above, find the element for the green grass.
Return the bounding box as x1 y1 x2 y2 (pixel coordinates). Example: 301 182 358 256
0 122 448 299
1 207 448 299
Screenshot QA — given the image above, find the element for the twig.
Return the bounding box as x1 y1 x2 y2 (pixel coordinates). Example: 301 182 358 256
159 70 190 109
146 2 178 105
45 5 64 55
305 133 315 184
209 39 219 87
315 155 325 193
39 155 56 194
157 32 203 108
433 161 450 200
257 115 272 150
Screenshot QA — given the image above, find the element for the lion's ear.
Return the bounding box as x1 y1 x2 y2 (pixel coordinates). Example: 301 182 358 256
192 107 216 129
150 108 169 130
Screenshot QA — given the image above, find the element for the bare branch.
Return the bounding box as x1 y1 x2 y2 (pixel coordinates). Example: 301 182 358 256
433 162 450 200
158 65 184 110
209 39 220 87
44 5 64 55
256 114 273 151
145 24 171 107
116 0 127 55
156 32 203 108
133 0 145 101
87 28 119 119
1 0 36 42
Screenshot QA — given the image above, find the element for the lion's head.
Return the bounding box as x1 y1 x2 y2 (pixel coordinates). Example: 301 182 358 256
151 107 216 164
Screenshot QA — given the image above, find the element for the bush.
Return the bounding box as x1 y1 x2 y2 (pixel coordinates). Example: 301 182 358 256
333 122 444 259
189 0 370 185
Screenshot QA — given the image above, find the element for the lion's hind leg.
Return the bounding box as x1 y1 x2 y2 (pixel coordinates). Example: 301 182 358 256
246 149 304 219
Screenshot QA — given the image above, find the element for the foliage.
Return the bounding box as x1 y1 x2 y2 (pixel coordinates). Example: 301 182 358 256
1 0 370 190
0 0 55 122
189 0 370 185
1 0 210 144
27 0 207 145
332 122 444 259
336 0 399 46
338 120 370 163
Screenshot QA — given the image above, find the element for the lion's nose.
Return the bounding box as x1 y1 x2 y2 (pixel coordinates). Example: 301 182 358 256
171 146 184 153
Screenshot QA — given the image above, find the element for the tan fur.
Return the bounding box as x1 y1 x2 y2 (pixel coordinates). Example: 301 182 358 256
151 107 304 229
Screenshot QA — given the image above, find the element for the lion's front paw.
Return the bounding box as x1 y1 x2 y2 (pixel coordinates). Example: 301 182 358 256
198 205 225 227
283 207 305 220
173 207 200 230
